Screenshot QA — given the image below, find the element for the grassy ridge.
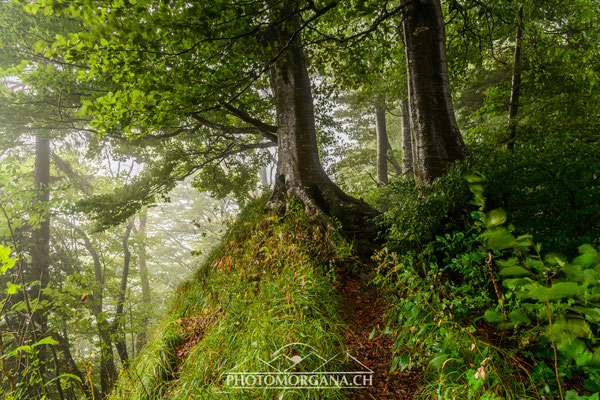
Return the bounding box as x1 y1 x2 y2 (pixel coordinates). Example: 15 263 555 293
110 199 356 399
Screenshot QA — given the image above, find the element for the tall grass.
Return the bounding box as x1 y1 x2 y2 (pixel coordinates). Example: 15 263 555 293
111 198 356 399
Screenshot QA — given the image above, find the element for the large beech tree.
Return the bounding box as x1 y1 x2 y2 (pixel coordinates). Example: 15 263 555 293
30 0 467 229
403 0 467 184
266 5 374 227
43 0 376 231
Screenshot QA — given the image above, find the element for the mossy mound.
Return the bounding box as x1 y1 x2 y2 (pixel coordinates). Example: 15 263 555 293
110 198 358 399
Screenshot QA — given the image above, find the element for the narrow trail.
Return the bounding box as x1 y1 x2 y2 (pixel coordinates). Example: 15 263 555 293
339 269 421 399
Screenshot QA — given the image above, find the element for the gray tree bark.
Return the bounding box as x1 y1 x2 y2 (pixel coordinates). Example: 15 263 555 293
403 0 467 184
69 222 118 395
266 6 376 234
113 217 134 368
400 99 413 178
375 94 388 185
259 166 269 188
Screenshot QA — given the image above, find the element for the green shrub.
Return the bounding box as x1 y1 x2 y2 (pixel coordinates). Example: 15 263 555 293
378 139 600 257
375 173 600 399
377 161 473 253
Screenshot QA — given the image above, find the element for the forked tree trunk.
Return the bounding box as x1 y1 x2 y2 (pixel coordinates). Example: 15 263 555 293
386 138 403 177
403 0 467 184
267 9 376 233
375 94 388 185
400 99 413 178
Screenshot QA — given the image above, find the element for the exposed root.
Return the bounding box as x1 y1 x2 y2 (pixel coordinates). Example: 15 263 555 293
266 182 380 256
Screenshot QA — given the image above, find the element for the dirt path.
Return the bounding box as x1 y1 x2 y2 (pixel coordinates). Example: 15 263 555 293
339 269 421 399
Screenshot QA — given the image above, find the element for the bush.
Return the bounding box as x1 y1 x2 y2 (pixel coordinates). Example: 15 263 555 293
374 173 600 399
377 161 473 254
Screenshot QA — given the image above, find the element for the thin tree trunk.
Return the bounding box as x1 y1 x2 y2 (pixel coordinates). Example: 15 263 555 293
50 341 65 400
259 166 269 188
67 221 118 395
31 133 50 391
135 210 151 354
386 137 403 176
506 7 523 151
375 94 388 185
403 0 467 184
266 4 376 235
52 331 100 399
113 218 134 368
400 99 413 178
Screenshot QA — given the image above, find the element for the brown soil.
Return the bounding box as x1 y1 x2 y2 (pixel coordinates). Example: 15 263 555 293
339 269 422 399
174 314 220 370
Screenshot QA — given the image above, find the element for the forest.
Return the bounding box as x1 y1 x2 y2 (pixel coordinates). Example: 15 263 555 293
1 0 599 399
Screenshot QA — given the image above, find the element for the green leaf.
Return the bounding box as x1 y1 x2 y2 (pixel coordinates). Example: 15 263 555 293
571 306 600 323
508 309 531 325
574 250 600 269
483 309 503 323
502 277 536 292
552 318 592 343
482 228 515 251
33 336 58 347
9 345 32 355
527 282 585 301
464 173 485 183
33 40 47 53
486 209 506 228
391 353 410 372
499 266 530 276
368 327 376 340
6 283 20 295
429 353 452 369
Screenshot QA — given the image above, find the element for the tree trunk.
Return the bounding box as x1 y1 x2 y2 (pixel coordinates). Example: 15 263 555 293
375 94 388 185
403 0 467 184
52 331 100 399
400 99 413 178
31 133 50 388
68 222 118 395
50 344 65 400
386 138 403 177
135 210 151 354
259 165 269 188
113 218 134 368
266 7 376 235
506 7 523 151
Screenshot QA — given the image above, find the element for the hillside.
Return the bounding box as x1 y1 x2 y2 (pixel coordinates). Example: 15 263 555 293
109 199 417 399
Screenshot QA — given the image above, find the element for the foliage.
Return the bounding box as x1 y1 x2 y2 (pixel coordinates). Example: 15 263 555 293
378 136 600 257
376 161 473 253
473 140 600 254
374 173 600 399
470 173 600 398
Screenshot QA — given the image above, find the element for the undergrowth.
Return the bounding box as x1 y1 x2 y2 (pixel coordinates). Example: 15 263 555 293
375 172 600 400
110 197 356 399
